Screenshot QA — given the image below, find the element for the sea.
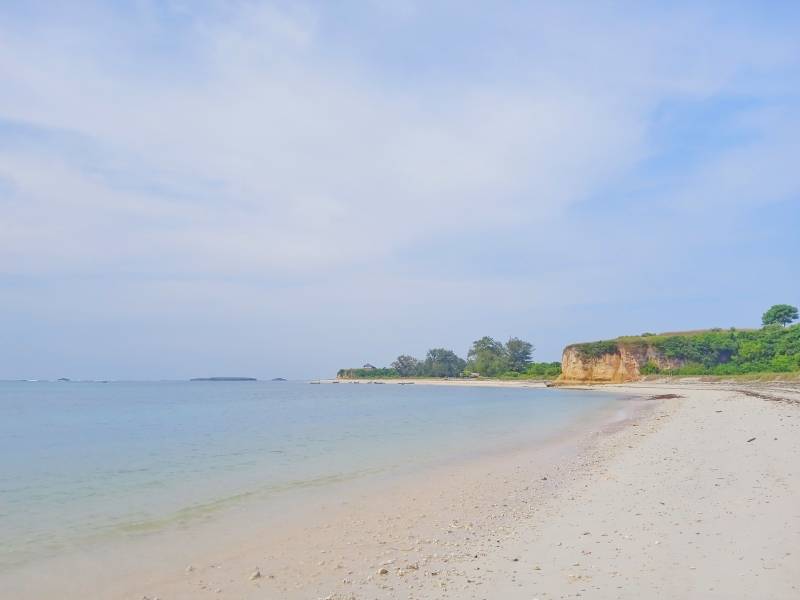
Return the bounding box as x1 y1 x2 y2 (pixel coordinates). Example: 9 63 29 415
0 379 622 570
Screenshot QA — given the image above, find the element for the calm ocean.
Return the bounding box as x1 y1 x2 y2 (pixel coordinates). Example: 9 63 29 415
0 380 619 569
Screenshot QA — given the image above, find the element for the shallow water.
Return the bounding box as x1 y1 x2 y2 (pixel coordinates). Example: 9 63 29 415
0 380 617 568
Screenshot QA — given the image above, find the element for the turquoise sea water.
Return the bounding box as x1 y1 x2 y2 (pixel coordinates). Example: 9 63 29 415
0 380 618 569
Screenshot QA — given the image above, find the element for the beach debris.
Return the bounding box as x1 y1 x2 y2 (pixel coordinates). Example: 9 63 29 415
378 567 389 575
185 564 194 573
746 437 756 443
250 568 262 580
648 394 683 400
740 389 799 405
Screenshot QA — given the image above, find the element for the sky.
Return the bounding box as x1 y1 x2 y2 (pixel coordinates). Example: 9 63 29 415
1 0 799 380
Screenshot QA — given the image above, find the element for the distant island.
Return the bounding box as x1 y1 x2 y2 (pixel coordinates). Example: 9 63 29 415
190 377 257 382
271 377 287 381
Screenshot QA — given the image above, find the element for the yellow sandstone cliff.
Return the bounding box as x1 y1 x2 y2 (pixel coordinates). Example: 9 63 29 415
558 342 687 383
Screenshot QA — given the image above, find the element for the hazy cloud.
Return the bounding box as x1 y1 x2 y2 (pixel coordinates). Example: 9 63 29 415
1 1 798 378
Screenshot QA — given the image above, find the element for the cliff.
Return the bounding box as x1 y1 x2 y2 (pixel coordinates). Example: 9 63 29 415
557 326 800 383
556 328 764 383
558 340 690 383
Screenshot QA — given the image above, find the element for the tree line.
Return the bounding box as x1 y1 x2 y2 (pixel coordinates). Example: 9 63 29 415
337 336 561 379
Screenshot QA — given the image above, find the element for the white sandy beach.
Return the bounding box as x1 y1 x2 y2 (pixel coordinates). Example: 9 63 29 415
7 381 799 600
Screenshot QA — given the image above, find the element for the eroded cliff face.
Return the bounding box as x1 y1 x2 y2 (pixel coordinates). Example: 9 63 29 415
559 344 687 383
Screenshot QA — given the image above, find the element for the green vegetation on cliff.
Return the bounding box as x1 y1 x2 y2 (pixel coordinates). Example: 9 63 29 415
570 340 619 359
570 304 800 376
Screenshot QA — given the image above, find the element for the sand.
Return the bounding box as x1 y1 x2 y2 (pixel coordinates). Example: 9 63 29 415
6 382 800 599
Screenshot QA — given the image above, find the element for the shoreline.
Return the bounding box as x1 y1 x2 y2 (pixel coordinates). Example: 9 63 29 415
327 374 800 389
5 382 799 599
323 377 553 388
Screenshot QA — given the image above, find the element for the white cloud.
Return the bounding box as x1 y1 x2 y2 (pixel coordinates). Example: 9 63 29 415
0 2 652 278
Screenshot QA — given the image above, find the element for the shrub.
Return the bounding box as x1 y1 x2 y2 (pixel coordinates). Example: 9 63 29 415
572 340 619 358
639 361 661 375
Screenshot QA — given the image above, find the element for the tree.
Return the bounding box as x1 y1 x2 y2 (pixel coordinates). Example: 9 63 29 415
391 354 420 377
762 304 799 327
467 336 509 376
505 337 534 372
468 336 506 358
422 348 466 377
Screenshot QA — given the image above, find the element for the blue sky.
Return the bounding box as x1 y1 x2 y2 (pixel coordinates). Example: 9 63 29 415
1 1 799 379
